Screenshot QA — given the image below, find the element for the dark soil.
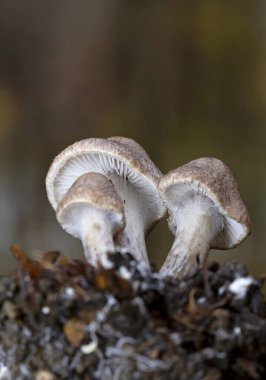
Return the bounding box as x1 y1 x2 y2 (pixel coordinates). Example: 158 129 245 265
0 246 266 380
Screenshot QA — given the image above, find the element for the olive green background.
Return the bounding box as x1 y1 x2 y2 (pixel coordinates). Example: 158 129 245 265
0 1 265 275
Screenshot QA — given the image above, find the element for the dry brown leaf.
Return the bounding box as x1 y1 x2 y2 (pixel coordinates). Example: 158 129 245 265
63 319 87 347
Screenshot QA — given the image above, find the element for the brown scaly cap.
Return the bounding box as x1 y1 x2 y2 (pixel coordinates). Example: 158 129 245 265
57 172 125 218
107 136 151 159
159 157 251 248
46 138 163 211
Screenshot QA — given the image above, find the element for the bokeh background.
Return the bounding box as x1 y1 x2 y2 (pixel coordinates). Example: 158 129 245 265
0 1 265 275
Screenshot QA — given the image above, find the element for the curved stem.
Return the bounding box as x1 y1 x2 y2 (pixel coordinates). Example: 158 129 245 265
83 217 115 266
160 198 222 277
61 206 117 266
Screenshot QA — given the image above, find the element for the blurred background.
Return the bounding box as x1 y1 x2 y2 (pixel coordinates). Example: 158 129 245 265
0 1 265 275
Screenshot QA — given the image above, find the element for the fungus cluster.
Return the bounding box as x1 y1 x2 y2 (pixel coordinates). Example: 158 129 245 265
46 137 251 277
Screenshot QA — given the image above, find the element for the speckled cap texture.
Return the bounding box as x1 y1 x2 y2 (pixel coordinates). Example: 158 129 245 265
57 172 125 216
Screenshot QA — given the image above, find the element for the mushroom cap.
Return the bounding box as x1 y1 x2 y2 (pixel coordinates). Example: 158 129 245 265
159 157 251 249
107 136 151 159
57 172 125 236
46 138 165 232
57 172 125 216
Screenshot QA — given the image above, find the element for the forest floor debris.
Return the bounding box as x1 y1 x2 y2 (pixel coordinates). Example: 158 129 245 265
0 246 266 380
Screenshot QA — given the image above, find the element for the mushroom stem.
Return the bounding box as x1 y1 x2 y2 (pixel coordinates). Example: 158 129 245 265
160 196 223 277
63 206 116 266
83 219 115 266
114 207 147 262
111 177 149 264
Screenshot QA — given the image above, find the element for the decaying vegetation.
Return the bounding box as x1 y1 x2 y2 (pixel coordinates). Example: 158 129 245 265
0 246 265 380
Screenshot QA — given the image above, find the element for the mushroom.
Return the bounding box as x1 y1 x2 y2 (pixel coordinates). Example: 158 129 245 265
159 157 251 277
46 137 166 263
56 172 125 266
